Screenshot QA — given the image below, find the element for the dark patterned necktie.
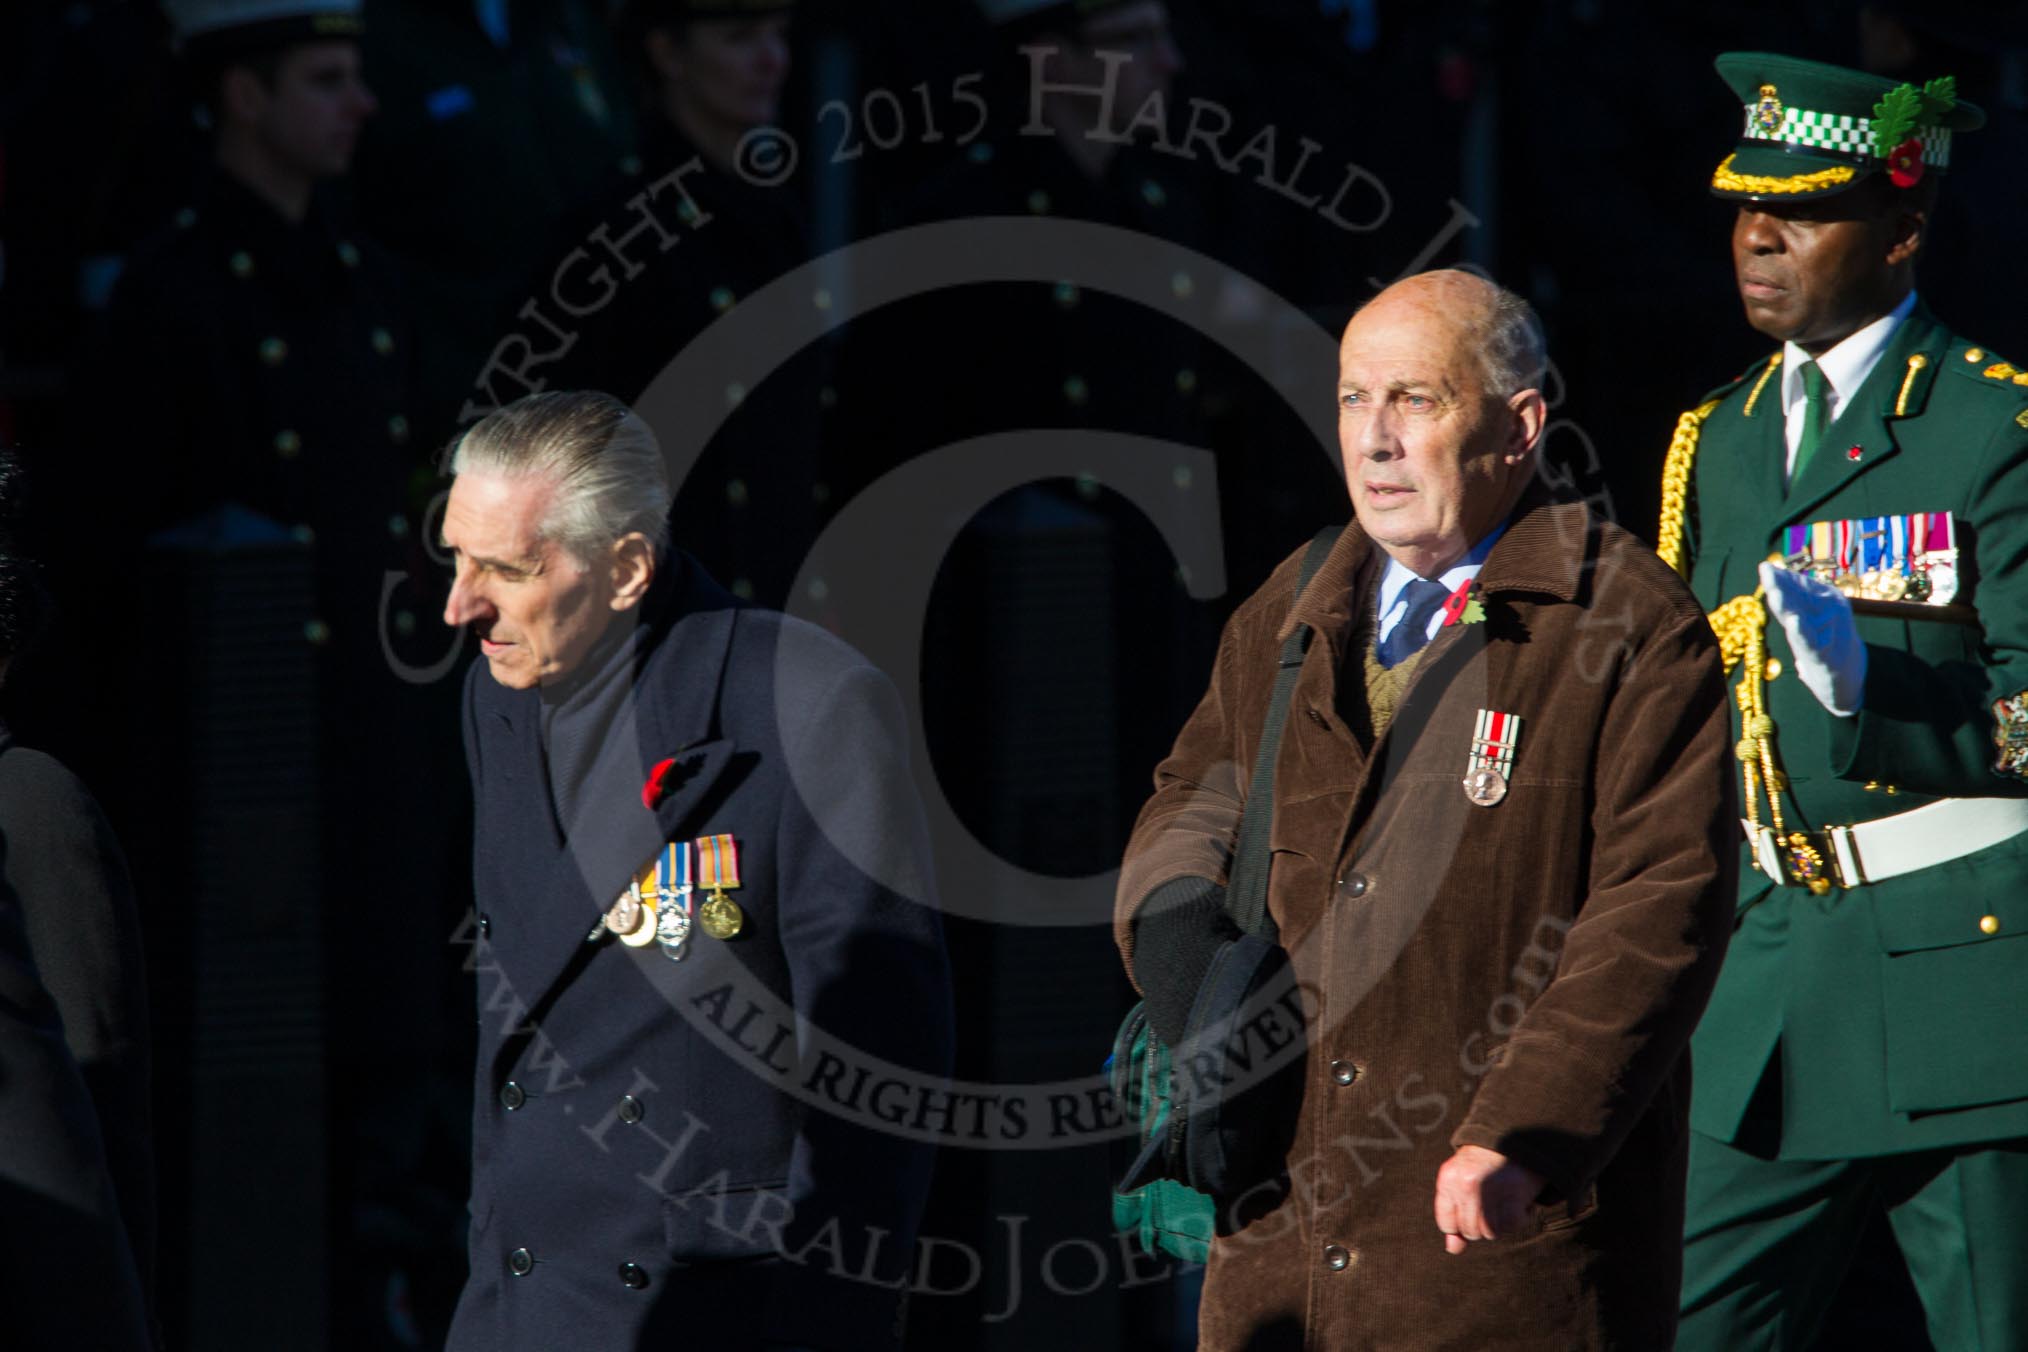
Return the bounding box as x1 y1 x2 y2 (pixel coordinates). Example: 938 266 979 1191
1377 577 1452 669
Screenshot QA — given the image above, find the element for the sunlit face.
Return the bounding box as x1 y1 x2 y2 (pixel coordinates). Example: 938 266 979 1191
1732 190 1915 352
241 40 377 178
1336 284 1536 575
440 471 616 690
662 15 791 133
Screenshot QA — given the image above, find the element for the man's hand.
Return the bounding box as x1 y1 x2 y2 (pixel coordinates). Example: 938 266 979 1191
1760 561 1867 716
1433 1145 1546 1255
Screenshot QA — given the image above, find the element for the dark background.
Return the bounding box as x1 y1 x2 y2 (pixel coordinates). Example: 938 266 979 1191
2 0 2022 1347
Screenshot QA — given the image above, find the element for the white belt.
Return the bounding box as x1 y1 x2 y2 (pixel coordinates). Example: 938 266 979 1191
1745 796 2028 888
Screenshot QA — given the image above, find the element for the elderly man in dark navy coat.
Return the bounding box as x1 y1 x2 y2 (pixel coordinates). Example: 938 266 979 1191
439 390 953 1351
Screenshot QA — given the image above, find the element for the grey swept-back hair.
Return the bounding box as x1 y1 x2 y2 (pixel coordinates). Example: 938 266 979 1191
1477 282 1548 400
448 391 672 565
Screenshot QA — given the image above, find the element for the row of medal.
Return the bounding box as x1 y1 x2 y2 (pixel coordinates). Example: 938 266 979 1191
603 834 743 962
1781 512 1959 604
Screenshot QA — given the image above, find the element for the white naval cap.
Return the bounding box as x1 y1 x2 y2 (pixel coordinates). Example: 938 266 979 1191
164 0 362 58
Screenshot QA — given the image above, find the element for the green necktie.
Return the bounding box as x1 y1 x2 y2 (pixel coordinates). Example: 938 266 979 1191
1794 358 1831 481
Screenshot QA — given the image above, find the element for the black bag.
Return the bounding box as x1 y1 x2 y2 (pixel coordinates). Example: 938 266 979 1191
1112 528 1337 1249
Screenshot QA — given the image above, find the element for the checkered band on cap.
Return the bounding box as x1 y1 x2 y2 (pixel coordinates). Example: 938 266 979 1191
1741 104 1952 168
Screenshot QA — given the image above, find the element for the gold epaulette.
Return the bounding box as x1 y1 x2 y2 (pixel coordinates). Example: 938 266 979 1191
1657 399 1722 578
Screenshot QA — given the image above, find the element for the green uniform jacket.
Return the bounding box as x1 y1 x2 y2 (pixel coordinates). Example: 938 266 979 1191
1680 302 2028 1158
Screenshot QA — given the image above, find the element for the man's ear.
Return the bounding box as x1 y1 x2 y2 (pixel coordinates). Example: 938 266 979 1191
220 64 268 125
1885 201 1926 268
1503 388 1548 466
608 532 656 611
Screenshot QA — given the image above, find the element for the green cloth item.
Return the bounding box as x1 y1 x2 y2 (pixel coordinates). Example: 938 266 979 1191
1680 1127 2028 1349
1794 358 1830 481
1708 51 1985 201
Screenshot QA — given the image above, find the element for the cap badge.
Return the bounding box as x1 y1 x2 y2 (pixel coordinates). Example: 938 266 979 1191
1753 84 1784 135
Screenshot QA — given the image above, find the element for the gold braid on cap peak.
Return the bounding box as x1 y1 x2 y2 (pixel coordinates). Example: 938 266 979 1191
1711 153 1859 195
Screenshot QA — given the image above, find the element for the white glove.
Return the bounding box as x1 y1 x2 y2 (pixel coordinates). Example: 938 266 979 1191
1759 561 1867 717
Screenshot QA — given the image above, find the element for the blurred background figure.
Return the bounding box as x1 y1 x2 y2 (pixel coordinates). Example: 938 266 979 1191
540 0 826 609
348 0 636 436
0 450 156 1351
61 1 471 1346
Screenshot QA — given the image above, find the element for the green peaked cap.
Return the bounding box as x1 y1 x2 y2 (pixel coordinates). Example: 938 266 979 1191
1710 51 1985 202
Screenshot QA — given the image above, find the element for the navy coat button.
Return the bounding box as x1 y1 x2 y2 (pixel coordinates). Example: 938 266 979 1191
501 1081 525 1110
508 1248 534 1276
617 1094 644 1124
619 1262 649 1290
477 913 492 938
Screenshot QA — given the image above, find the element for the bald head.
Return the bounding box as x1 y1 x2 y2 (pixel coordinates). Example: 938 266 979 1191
1336 270 1548 577
1353 269 1547 400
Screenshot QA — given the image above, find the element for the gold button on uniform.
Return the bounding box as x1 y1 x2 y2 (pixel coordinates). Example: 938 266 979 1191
1981 914 2001 935
1967 347 1985 363
1764 657 1782 681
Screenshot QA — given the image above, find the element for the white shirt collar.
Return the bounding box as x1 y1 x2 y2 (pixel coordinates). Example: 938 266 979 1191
1376 518 1509 645
1780 290 1917 430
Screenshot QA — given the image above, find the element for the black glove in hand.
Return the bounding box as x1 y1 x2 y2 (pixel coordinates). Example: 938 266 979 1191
1131 877 1240 1047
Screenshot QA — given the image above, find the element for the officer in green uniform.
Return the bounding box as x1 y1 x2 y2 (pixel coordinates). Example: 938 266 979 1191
1659 53 2028 1350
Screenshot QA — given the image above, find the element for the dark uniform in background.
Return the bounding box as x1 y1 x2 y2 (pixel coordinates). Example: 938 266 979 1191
70 1 470 1342
351 0 637 436
542 0 824 611
1660 54 2028 1352
0 453 155 1350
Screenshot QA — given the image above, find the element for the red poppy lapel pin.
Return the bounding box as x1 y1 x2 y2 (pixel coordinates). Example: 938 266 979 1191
1441 578 1486 627
642 757 680 811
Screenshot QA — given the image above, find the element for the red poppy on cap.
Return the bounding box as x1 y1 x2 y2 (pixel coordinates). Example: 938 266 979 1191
1888 137 1925 188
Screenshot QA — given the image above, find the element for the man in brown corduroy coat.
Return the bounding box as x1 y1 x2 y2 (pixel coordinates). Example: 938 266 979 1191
1117 270 1737 1349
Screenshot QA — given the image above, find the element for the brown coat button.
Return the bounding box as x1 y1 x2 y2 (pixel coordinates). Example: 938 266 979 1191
1323 1244 1351 1271
1330 1060 1358 1086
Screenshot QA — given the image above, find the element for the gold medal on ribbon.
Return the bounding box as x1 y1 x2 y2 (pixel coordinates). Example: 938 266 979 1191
696 833 745 939
699 894 745 939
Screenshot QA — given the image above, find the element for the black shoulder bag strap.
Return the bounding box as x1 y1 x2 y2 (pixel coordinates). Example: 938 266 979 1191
1223 525 1341 940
